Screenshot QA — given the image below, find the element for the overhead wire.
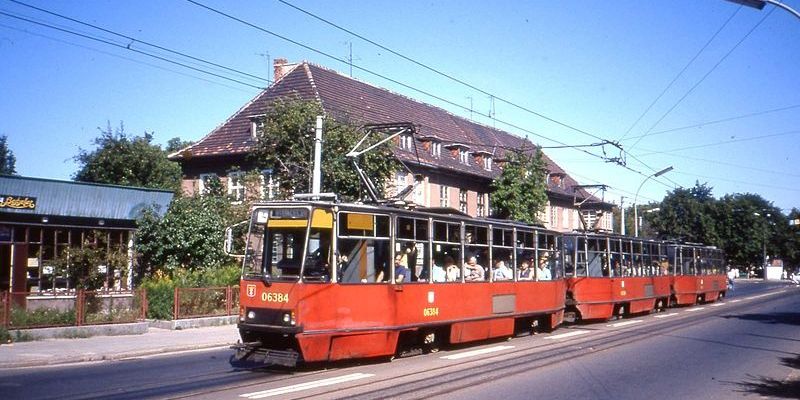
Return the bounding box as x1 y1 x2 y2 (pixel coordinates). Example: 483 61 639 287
625 6 776 153
616 5 741 143
0 10 268 90
635 128 800 157
9 0 270 85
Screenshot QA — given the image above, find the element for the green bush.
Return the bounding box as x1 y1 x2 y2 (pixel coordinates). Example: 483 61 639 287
0 327 10 344
140 264 240 320
10 307 76 328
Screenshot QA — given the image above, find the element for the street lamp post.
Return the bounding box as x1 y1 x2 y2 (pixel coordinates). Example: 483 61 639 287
725 0 800 20
633 166 673 237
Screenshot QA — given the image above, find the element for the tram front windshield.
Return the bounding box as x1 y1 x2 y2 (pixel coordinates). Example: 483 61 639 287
242 207 333 283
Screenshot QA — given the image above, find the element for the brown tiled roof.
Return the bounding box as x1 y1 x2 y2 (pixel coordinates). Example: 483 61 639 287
170 61 599 202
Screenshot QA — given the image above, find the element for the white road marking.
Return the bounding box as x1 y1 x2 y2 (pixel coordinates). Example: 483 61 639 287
608 320 644 328
239 373 374 399
711 302 726 307
544 330 591 340
730 299 741 303
686 307 705 312
654 312 678 319
440 345 514 360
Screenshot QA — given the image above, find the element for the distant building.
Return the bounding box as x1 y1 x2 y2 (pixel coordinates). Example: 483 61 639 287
169 59 612 231
0 175 173 293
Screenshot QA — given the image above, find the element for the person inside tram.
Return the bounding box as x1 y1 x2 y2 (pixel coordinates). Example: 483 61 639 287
431 259 446 282
444 255 460 282
518 261 533 280
537 255 552 281
492 259 513 281
465 256 485 281
393 253 412 283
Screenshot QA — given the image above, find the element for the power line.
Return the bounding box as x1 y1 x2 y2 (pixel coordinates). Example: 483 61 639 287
184 0 636 171
625 103 800 141
0 10 267 90
616 5 741 142
636 128 800 157
625 6 776 153
670 170 800 193
9 0 270 85
275 0 611 145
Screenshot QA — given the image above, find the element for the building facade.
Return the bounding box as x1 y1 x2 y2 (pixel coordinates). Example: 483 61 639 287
170 59 613 232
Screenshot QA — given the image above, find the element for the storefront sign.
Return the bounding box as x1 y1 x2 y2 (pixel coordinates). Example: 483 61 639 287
0 195 36 210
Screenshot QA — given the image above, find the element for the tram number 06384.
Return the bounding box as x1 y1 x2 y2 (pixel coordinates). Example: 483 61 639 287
262 292 289 303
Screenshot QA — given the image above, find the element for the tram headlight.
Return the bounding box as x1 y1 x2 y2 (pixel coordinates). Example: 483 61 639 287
282 311 296 326
247 310 256 320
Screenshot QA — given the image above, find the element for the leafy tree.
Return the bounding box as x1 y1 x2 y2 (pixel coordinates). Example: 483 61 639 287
490 149 548 224
135 193 235 275
0 135 16 174
249 98 398 201
166 137 194 153
74 122 182 191
648 182 718 244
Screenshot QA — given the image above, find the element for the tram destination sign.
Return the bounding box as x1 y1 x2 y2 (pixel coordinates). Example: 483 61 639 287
0 194 37 210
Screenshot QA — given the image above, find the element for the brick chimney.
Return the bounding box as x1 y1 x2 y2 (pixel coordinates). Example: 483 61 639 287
273 58 293 82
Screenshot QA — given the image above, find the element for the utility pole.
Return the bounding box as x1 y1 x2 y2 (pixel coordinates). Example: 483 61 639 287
620 196 626 236
312 116 323 196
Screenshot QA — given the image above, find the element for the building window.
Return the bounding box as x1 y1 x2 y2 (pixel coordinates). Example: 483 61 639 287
562 208 570 229
261 169 279 199
198 173 218 196
439 185 449 207
550 206 557 228
459 189 468 213
483 156 492 171
228 171 246 202
431 141 441 158
459 149 469 164
399 134 413 151
477 192 486 217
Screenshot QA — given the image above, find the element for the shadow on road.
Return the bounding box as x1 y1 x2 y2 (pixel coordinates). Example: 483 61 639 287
734 355 800 399
721 312 800 326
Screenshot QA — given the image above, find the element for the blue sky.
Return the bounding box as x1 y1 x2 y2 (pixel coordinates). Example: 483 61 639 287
1 0 798 213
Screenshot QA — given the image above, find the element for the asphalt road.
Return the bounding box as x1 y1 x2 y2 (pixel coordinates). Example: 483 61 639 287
1 280 797 400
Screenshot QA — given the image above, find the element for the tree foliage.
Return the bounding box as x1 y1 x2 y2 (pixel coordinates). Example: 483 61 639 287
73 122 182 192
135 191 238 275
489 149 548 224
249 98 399 201
648 182 718 244
0 135 16 175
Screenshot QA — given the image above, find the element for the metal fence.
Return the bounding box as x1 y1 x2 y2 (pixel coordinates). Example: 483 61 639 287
173 286 239 320
1 286 240 329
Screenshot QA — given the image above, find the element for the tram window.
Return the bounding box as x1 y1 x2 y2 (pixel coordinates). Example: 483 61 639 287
587 238 606 277
491 232 514 282
339 212 390 238
516 229 536 279
303 229 333 282
337 238 391 283
632 241 644 277
433 221 460 244
397 239 430 283
563 236 576 277
608 238 621 277
536 233 557 280
465 224 489 281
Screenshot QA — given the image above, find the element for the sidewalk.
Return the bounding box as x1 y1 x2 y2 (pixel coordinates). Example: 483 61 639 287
0 324 240 369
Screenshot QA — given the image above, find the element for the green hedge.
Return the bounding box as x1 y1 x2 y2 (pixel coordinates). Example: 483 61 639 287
140 264 240 320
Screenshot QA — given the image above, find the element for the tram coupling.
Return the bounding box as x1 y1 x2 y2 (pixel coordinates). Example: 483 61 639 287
230 341 300 368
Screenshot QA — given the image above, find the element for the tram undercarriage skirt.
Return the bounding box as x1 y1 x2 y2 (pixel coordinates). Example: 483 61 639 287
230 342 300 368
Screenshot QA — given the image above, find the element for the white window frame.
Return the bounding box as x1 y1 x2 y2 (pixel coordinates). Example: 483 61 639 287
483 156 492 171
477 192 486 217
459 189 468 213
459 149 469 164
431 141 441 158
198 173 218 196
260 169 278 200
228 171 246 202
439 185 449 207
399 134 413 151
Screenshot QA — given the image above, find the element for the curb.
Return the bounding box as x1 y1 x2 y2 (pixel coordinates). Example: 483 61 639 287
1 340 237 369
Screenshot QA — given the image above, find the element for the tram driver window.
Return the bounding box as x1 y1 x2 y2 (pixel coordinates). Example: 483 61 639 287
336 212 392 283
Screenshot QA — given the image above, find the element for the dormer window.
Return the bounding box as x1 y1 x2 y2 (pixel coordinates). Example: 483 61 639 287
431 141 441 157
446 143 470 164
459 149 469 164
483 156 492 171
249 115 265 139
399 134 413 150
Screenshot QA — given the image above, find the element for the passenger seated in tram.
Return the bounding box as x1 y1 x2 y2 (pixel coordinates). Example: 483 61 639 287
431 260 446 282
518 261 533 280
444 256 460 282
465 256 485 281
537 255 552 281
393 254 412 283
492 260 513 281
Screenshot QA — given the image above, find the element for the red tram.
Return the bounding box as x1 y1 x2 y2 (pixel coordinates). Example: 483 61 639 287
234 200 565 367
562 233 727 321
232 199 727 367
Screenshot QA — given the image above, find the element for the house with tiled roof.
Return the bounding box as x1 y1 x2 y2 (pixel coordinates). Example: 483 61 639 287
169 59 613 232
